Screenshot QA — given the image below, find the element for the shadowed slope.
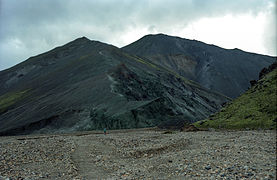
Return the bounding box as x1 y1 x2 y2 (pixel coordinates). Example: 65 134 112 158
122 34 275 98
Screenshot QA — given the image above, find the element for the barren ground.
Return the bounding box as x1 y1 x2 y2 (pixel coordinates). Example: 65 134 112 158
0 128 276 179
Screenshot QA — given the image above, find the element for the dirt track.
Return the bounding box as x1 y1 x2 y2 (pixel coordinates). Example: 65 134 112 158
0 129 276 179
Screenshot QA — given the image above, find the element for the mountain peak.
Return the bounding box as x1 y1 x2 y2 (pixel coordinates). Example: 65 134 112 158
145 33 168 37
78 36 90 41
62 36 116 50
142 33 176 40
70 36 91 44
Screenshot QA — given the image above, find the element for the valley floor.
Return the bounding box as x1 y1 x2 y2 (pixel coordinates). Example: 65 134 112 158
0 129 276 179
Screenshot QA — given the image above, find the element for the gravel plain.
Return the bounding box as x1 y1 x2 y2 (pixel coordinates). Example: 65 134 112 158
0 129 276 179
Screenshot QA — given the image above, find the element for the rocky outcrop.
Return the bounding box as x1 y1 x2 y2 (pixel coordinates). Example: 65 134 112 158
259 61 277 79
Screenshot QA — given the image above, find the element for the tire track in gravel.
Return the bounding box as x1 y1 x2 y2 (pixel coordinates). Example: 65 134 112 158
72 135 114 179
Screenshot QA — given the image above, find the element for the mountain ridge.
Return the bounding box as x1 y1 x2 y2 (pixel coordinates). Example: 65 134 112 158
0 36 229 135
1 34 275 135
122 34 276 98
123 33 275 56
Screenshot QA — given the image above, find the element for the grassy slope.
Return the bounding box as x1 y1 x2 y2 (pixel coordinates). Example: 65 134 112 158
0 90 29 114
194 68 277 130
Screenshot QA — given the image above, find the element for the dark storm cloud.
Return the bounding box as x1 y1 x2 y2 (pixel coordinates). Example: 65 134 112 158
0 0 275 70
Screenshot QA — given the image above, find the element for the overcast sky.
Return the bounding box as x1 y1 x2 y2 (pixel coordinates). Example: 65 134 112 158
0 0 276 71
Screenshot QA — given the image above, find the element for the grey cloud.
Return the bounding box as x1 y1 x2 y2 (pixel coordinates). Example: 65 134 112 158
263 1 277 55
0 0 276 70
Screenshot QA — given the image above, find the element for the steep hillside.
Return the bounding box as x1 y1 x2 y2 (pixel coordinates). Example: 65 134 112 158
194 63 277 129
0 37 229 135
122 34 275 98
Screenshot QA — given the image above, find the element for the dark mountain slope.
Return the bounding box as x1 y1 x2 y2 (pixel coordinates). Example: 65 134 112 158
195 62 277 129
122 34 276 98
0 37 116 95
0 37 229 135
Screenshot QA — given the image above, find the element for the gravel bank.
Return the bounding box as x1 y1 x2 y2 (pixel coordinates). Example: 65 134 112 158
0 135 79 179
0 129 276 179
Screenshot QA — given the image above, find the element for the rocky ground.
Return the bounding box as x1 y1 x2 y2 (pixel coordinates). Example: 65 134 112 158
0 128 276 179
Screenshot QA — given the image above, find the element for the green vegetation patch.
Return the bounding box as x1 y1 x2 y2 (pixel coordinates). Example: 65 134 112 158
0 90 29 114
194 69 277 130
122 52 161 70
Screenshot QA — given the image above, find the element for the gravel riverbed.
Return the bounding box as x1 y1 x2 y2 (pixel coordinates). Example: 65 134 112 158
0 129 276 179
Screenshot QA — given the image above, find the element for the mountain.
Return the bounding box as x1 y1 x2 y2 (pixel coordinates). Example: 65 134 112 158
122 34 276 98
194 62 277 129
0 37 229 135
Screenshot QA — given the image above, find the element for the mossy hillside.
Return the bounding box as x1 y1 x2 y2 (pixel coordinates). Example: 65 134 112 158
0 90 29 114
194 68 277 130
